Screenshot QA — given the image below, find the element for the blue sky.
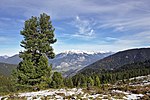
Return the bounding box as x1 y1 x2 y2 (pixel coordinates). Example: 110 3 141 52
0 0 150 56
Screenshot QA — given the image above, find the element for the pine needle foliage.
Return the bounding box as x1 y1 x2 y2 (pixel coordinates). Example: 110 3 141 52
13 13 56 88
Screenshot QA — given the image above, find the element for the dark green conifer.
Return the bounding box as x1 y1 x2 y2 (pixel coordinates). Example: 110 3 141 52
13 13 56 88
51 72 64 88
95 76 100 87
87 76 94 86
67 78 74 88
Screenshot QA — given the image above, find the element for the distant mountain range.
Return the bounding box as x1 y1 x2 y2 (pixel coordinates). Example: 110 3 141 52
0 50 112 77
1 48 150 77
0 54 21 64
79 48 150 75
50 50 112 77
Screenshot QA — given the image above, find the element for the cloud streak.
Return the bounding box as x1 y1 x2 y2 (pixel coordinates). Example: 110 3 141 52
72 16 95 39
1 0 149 19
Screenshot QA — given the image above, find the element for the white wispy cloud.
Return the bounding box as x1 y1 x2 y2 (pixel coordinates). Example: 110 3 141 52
72 16 95 39
97 15 150 33
1 0 150 26
105 37 118 41
105 31 150 51
1 0 147 19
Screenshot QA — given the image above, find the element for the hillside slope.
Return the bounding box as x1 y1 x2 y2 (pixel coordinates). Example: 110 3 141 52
0 62 17 76
79 48 150 74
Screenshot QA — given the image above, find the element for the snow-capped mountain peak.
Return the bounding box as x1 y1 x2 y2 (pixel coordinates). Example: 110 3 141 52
61 50 109 55
3 55 9 59
0 55 9 59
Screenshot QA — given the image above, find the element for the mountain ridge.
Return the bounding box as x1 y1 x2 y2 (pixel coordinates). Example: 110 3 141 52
78 48 150 75
61 50 111 55
0 50 112 77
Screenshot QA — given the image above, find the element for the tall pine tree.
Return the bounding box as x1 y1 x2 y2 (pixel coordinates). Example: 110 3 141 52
13 13 56 88
95 76 100 87
51 72 64 88
87 76 94 86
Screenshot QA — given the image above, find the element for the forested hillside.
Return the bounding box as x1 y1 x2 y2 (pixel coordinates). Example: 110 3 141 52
79 48 150 74
0 63 17 76
73 59 150 87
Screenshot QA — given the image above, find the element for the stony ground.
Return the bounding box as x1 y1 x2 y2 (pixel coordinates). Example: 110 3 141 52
0 75 150 100
0 88 145 100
